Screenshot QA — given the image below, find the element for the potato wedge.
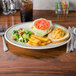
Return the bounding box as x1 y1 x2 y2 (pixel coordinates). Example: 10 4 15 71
32 35 49 42
28 35 51 46
29 38 40 44
28 41 39 46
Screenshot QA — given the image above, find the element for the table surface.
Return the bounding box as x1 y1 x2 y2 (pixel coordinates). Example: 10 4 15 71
0 10 76 76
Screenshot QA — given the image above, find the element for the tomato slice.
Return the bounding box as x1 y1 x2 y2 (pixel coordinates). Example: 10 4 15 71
34 19 50 30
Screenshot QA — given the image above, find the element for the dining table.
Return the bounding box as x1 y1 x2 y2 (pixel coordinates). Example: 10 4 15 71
0 10 76 76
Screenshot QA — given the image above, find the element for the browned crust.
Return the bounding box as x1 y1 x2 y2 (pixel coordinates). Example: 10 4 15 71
51 33 70 43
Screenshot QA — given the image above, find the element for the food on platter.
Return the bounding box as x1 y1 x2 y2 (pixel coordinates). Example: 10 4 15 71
11 18 70 46
11 29 31 43
19 28 25 35
31 34 50 42
31 18 53 37
51 27 66 39
28 35 52 46
48 27 70 43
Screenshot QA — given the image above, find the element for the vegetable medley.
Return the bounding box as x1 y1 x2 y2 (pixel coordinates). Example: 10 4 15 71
11 28 31 43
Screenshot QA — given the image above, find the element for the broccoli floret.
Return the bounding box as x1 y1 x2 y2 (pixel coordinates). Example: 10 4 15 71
25 30 29 34
19 37 24 43
12 30 18 36
15 34 19 40
22 33 30 39
24 39 28 43
12 31 19 40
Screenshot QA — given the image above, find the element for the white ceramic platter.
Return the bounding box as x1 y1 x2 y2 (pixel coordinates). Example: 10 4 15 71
5 22 71 49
